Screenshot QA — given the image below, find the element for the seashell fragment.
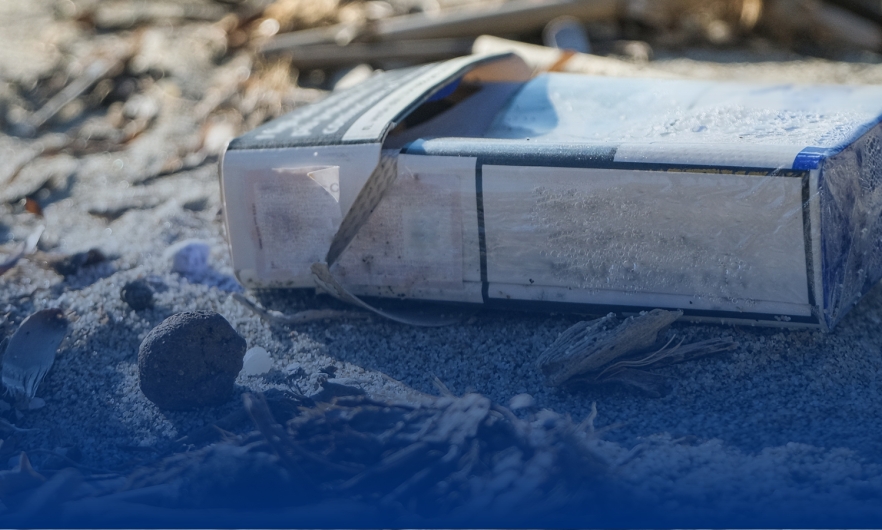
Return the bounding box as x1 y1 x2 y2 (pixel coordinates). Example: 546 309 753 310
241 347 272 376
2 308 68 401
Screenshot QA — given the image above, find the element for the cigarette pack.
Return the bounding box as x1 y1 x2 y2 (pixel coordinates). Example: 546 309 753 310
220 53 882 330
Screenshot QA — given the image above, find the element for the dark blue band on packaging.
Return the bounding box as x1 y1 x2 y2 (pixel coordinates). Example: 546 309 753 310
793 146 835 170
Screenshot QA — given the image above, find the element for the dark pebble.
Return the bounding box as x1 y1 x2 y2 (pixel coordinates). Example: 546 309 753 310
120 280 154 311
138 311 246 410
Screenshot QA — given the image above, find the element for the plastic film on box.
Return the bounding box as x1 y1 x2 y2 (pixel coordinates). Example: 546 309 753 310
220 53 882 331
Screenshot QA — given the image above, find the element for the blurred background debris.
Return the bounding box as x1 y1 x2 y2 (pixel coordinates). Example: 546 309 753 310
3 0 881 240
4 0 882 150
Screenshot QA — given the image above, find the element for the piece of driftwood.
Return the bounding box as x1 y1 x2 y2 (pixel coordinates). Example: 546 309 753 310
14 42 135 138
472 35 677 78
537 310 738 396
89 1 231 29
262 38 475 67
261 0 618 51
366 0 617 41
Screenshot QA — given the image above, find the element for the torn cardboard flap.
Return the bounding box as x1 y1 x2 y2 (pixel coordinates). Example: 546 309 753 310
224 52 529 216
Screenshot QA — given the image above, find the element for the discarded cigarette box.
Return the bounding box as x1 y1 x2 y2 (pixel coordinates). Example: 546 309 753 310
220 53 882 331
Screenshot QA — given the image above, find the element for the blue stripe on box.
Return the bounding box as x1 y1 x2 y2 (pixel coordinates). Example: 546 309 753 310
426 77 461 102
793 147 835 170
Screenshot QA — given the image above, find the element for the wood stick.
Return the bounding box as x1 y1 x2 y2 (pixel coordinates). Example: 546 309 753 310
15 55 127 138
262 38 475 67
372 0 619 41
232 292 368 326
261 0 619 52
472 35 678 78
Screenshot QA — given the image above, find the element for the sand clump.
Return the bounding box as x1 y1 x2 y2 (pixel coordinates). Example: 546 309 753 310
138 311 246 410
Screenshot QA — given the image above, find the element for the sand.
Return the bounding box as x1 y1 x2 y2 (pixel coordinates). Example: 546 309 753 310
2 0 882 524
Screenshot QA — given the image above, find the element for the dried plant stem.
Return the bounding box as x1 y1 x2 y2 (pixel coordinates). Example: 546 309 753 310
537 309 682 386
232 292 367 326
537 309 737 396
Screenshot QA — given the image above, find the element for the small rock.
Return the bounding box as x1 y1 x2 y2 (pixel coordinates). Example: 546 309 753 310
169 240 210 278
241 346 272 376
138 311 246 410
120 279 154 311
27 397 45 410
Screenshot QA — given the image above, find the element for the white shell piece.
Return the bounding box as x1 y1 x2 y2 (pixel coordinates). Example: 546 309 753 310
241 346 272 376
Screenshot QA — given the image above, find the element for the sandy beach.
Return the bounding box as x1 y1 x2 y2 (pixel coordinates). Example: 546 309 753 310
2 0 882 525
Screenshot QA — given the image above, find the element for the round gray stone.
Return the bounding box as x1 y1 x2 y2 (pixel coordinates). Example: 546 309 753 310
138 311 246 410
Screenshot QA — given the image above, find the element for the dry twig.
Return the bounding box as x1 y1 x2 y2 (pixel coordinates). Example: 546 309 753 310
537 310 738 396
232 292 369 326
